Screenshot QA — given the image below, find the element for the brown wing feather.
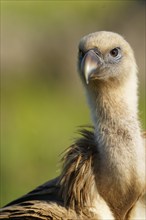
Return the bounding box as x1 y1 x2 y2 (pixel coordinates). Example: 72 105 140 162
3 177 61 208
59 127 98 210
0 127 100 219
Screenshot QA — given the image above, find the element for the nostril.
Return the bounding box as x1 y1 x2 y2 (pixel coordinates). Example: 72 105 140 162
94 50 100 56
91 48 102 57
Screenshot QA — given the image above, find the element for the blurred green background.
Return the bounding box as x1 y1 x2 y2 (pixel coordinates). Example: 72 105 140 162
1 0 145 207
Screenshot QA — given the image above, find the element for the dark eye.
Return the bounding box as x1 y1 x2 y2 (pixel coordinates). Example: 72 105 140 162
110 48 119 57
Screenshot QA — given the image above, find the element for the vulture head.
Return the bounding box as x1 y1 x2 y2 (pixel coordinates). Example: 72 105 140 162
78 31 139 121
78 31 137 85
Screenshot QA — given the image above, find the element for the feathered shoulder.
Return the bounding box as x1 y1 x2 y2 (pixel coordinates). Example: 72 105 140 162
59 126 98 210
0 127 99 219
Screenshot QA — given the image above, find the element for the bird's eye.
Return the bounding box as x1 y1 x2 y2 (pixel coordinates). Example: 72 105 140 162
110 48 120 57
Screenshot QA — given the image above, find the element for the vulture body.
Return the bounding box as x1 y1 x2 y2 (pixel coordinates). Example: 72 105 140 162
0 31 145 220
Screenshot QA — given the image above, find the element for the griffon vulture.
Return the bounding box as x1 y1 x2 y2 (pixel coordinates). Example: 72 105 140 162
0 31 145 220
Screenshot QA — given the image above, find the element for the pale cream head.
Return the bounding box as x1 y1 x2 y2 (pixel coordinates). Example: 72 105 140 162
78 31 137 86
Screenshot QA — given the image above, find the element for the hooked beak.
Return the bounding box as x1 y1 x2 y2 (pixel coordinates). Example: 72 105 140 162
81 49 103 84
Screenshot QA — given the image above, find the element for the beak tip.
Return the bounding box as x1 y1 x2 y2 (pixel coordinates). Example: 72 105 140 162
86 80 89 85
84 71 89 84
